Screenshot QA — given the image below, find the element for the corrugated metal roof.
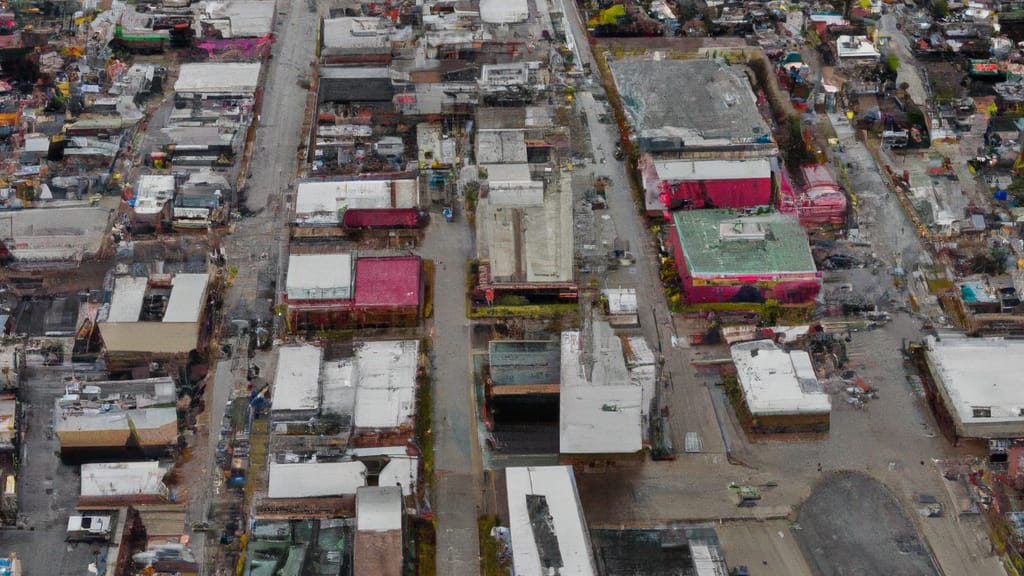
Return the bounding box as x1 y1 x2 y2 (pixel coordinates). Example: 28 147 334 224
107 276 148 322
342 208 420 228
163 274 209 323
353 257 421 308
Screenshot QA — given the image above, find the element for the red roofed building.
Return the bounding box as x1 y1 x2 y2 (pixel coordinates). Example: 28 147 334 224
640 155 773 214
342 208 423 229
777 164 848 228
353 256 422 327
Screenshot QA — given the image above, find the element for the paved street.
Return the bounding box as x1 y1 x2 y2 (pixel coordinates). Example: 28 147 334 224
420 213 482 575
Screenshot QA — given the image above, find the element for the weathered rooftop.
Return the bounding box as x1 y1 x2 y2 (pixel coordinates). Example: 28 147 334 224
609 59 769 146
174 62 261 96
272 345 323 413
506 466 596 576
285 253 353 301
731 340 830 416
353 340 419 429
671 210 816 277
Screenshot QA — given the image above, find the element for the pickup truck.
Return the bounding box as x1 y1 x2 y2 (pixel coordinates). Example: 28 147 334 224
66 514 112 542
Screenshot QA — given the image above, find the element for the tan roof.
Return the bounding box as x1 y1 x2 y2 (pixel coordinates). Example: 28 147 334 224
99 322 200 354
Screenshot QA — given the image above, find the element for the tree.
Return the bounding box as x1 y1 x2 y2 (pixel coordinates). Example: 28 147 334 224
931 0 949 18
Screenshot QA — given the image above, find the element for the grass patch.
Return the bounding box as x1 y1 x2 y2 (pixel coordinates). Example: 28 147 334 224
423 259 435 319
926 278 955 294
413 518 437 576
469 303 579 319
479 515 509 576
721 372 753 428
416 340 434 494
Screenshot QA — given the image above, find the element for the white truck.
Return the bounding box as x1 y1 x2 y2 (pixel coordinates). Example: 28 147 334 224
66 514 112 542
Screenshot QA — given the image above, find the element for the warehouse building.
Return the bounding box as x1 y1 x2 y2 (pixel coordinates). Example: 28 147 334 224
283 253 423 331
560 317 644 463
669 210 820 305
922 334 1024 439
354 486 404 576
730 340 831 433
55 377 178 461
506 466 596 576
640 156 772 213
80 461 170 506
99 272 212 372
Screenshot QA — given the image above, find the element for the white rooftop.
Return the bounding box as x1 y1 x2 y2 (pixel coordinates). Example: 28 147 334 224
925 334 1024 425
107 276 149 322
354 340 419 429
286 253 353 301
174 62 261 96
730 340 831 416
294 179 419 223
559 320 643 455
836 35 881 60
506 466 596 576
133 174 175 215
321 17 390 51
272 345 323 413
267 461 367 498
480 0 528 23
356 486 403 532
603 288 637 315
652 158 771 181
81 461 167 498
162 274 209 323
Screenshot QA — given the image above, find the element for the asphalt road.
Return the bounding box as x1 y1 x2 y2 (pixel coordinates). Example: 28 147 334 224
419 214 483 576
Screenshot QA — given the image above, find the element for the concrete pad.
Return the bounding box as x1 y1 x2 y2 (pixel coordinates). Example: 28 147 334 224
717 520 813 576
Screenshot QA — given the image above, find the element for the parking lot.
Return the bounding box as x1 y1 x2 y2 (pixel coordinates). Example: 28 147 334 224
6 364 100 575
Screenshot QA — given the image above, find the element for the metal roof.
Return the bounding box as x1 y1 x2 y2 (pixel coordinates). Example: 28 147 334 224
267 461 366 498
286 253 353 301
353 257 421 308
925 334 1024 427
107 276 149 322
652 158 771 182
356 486 402 531
174 62 261 96
163 274 209 323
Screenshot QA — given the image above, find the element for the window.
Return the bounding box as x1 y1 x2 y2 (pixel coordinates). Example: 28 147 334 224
972 407 992 418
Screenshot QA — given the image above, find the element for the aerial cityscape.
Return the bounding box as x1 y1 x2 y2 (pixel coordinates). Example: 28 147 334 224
0 0 1020 574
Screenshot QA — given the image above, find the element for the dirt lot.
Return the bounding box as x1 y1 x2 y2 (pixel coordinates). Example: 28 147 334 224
796 471 938 576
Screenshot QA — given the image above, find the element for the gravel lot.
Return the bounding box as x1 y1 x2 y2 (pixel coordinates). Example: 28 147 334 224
796 471 938 576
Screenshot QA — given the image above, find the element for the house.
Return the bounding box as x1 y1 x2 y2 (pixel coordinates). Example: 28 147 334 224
506 466 596 576
98 273 212 372
668 210 821 305
640 156 772 212
354 486 404 576
560 319 644 463
922 334 1024 439
730 340 831 433
55 377 178 461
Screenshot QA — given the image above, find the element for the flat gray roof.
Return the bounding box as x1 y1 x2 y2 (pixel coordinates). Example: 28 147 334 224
356 486 402 532
5 206 111 262
174 63 261 96
163 274 209 323
560 318 643 455
272 345 323 413
609 59 769 145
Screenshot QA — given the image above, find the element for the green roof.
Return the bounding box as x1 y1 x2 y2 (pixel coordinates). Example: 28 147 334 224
672 210 816 277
